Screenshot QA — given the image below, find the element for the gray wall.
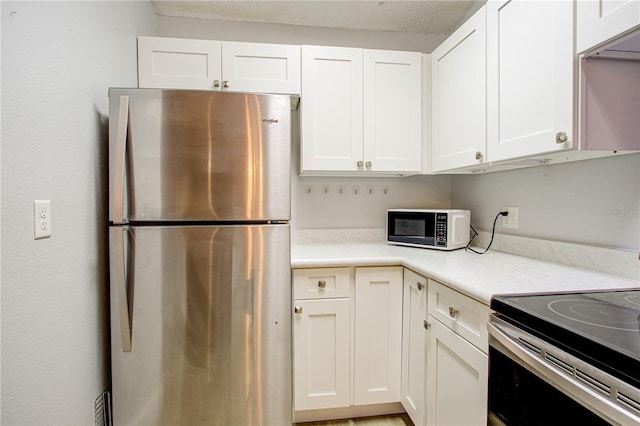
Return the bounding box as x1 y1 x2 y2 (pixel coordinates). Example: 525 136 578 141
1 2 156 423
156 15 447 52
451 154 640 251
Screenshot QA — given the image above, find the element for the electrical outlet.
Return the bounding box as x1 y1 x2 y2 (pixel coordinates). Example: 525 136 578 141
502 206 519 229
34 200 52 239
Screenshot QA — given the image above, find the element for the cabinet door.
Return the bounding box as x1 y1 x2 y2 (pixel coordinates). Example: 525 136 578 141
354 266 403 405
363 50 422 173
577 0 640 54
301 46 363 172
221 42 301 94
293 298 351 411
137 36 222 90
487 0 574 162
431 7 487 172
425 317 488 426
401 270 427 425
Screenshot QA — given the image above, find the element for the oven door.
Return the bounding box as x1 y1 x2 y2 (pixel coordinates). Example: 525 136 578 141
488 315 640 426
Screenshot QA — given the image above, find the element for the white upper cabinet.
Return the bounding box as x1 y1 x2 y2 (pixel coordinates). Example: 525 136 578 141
301 46 364 172
137 36 301 94
486 0 575 162
363 50 422 173
431 6 487 172
221 41 301 94
577 0 640 54
138 36 222 90
301 46 422 175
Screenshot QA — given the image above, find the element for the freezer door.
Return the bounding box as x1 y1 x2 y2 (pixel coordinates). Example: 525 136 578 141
109 224 291 426
108 89 291 223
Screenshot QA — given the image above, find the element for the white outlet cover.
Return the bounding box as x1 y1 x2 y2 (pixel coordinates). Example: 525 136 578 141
34 200 51 239
502 206 519 229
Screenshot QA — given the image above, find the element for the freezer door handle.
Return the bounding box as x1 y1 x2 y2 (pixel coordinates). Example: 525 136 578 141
112 226 132 352
112 95 129 224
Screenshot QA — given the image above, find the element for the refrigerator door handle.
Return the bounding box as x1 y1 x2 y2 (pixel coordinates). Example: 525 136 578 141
112 226 132 352
112 95 129 224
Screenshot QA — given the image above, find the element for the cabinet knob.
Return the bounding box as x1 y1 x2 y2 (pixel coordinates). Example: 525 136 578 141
223 80 230 88
294 306 303 314
357 160 364 170
475 151 483 160
448 307 459 318
423 320 431 330
213 80 221 88
317 280 326 289
555 131 568 144
365 161 372 170
417 282 425 291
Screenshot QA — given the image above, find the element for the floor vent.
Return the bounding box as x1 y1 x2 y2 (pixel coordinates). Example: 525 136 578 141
95 389 112 426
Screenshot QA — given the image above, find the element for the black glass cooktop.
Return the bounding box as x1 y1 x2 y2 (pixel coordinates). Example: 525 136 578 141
491 289 640 388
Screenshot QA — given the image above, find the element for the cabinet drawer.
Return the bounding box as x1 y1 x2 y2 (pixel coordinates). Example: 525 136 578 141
427 280 490 352
293 268 350 300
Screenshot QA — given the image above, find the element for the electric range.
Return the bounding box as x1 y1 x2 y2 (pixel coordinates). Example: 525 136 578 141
488 288 640 425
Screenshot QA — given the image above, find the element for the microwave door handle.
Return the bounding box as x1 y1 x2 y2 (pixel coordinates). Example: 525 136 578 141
111 226 132 352
112 95 129 224
488 321 637 426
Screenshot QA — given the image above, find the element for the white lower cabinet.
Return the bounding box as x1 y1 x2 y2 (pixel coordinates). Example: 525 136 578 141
425 317 488 426
425 279 489 426
293 298 351 410
293 266 403 417
294 268 490 425
293 268 351 411
354 266 403 405
400 269 427 425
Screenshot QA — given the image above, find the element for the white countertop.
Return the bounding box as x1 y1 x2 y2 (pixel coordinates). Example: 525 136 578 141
291 242 640 305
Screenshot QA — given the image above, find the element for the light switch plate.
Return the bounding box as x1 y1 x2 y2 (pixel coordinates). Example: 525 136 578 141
34 200 51 239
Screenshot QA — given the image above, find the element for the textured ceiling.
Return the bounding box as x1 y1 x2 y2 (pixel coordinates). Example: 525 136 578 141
151 1 481 35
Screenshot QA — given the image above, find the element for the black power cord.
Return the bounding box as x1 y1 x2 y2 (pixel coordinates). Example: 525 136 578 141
465 211 509 254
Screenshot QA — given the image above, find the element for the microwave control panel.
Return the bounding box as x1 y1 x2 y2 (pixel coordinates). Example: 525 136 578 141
435 213 448 246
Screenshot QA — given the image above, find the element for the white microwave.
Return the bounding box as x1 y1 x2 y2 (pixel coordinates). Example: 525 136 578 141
386 209 471 250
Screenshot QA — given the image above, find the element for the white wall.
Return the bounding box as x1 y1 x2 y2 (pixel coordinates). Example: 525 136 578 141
157 15 453 230
451 154 640 251
1 1 155 424
156 15 447 52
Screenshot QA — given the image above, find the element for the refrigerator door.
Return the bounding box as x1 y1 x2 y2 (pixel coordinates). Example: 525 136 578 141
109 224 292 426
108 89 291 223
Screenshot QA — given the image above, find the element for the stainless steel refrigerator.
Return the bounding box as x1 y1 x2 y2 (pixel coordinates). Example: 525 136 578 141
107 88 292 425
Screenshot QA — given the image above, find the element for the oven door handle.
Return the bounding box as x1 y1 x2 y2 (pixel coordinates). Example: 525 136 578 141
488 318 639 426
